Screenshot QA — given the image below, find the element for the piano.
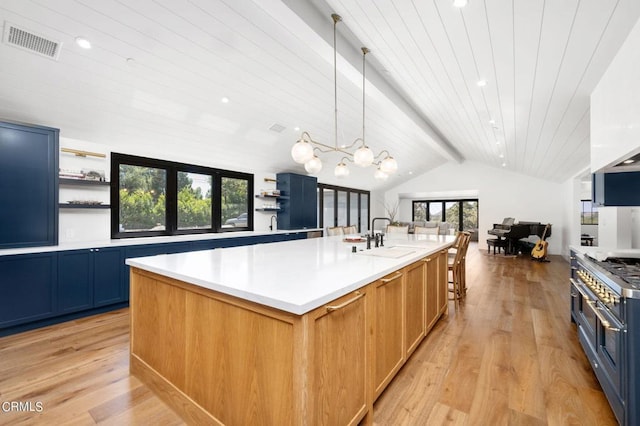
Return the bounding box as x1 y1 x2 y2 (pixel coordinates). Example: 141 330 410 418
488 221 551 255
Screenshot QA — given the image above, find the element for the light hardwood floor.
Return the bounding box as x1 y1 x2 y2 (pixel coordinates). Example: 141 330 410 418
0 244 616 425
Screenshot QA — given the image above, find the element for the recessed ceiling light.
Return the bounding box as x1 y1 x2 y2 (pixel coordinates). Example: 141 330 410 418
489 119 495 125
75 37 91 49
453 0 468 8
409 171 413 175
294 126 300 132
623 159 635 164
499 154 504 158
502 162 506 167
221 97 229 104
496 141 501 145
476 79 487 87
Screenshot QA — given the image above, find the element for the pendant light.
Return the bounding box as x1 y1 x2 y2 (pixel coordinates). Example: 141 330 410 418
290 14 399 180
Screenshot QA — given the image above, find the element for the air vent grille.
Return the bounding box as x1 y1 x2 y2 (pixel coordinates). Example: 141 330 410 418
269 123 286 133
3 22 61 60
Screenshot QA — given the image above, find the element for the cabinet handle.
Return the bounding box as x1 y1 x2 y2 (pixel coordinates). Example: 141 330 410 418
381 273 403 283
325 291 364 313
423 258 432 263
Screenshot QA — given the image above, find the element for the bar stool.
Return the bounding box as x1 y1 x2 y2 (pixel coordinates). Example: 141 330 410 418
385 225 409 234
448 231 471 303
326 226 344 236
414 225 438 235
342 225 357 235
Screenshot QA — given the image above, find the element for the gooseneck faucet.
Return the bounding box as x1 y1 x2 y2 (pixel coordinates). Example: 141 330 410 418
269 215 277 231
370 217 391 234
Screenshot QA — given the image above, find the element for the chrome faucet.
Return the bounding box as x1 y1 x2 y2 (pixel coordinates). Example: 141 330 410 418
269 215 277 231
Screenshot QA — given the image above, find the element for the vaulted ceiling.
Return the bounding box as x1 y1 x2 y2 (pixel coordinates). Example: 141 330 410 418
1 0 639 190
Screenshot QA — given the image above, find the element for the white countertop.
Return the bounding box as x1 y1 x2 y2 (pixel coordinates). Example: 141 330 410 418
126 233 454 315
0 228 321 256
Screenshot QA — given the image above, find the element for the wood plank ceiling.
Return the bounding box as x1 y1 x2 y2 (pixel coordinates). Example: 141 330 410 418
0 0 639 190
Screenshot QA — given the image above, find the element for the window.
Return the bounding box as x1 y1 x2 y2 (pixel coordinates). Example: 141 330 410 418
111 153 253 238
177 172 212 230
581 200 598 225
118 164 167 233
412 199 478 233
318 184 370 233
221 176 249 229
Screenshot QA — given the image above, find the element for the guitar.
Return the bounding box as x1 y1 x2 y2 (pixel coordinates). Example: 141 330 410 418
531 224 550 260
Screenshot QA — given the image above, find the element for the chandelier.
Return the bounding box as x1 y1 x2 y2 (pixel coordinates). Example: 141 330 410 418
290 14 398 180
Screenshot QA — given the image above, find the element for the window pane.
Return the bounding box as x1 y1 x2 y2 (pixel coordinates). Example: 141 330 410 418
350 193 359 230
360 193 369 232
323 189 335 227
429 202 442 222
337 191 347 226
581 200 598 225
462 201 478 238
413 202 427 221
119 164 166 232
221 177 248 228
177 172 212 230
445 202 459 232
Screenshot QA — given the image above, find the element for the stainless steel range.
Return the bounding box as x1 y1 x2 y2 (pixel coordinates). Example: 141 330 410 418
570 249 640 425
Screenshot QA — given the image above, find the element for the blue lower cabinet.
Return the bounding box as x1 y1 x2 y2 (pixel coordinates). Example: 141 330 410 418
93 248 125 306
191 239 223 251
123 242 192 296
0 253 57 329
125 242 191 259
58 247 125 312
58 250 93 313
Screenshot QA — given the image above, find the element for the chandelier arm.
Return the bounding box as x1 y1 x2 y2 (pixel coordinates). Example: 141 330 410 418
374 149 391 160
340 137 364 151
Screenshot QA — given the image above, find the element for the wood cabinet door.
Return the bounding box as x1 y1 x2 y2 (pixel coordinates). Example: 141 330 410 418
425 254 440 331
437 250 449 314
372 271 404 400
310 289 369 425
404 260 425 358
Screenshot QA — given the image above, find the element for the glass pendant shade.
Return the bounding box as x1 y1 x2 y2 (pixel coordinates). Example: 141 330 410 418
334 161 350 178
353 146 374 167
380 156 398 174
291 139 314 164
374 167 388 181
304 156 322 174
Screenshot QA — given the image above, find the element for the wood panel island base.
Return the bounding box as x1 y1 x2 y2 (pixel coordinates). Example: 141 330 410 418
127 236 452 425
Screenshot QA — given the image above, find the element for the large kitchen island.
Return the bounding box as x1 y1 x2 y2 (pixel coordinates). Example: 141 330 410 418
126 234 454 425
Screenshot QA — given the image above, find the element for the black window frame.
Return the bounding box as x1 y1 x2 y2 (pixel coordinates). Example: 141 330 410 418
110 153 253 238
411 198 479 232
318 183 370 233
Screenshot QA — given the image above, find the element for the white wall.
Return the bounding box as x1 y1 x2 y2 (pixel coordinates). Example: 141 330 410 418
383 161 568 255
58 137 287 243
591 15 640 171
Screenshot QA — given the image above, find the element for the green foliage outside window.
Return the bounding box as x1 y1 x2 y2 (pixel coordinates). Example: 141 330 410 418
221 177 248 224
119 165 166 231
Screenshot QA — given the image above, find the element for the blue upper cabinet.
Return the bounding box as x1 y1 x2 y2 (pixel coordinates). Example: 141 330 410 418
276 173 317 230
592 172 640 207
0 121 59 248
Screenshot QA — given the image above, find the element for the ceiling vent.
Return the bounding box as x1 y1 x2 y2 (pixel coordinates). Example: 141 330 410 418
3 22 62 60
269 123 286 133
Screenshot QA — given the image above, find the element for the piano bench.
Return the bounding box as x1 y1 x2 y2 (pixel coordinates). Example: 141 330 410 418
487 238 507 255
